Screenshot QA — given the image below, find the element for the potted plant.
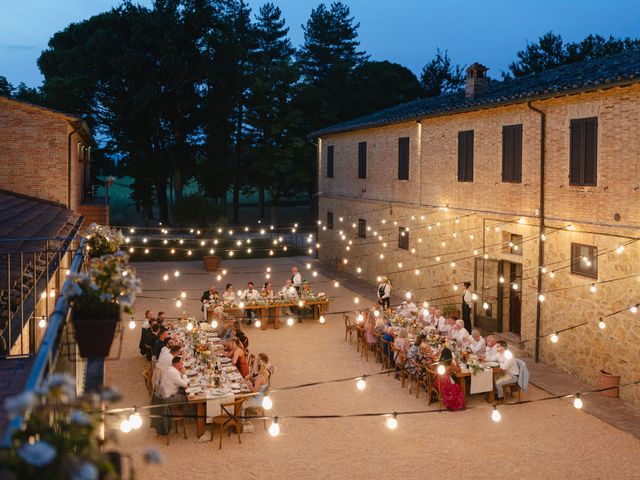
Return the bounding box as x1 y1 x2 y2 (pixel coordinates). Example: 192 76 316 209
0 373 162 479
82 223 124 258
335 256 344 272
62 252 140 357
203 254 221 271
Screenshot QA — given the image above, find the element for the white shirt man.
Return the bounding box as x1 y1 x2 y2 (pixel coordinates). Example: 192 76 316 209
437 315 450 335
157 345 181 371
142 310 155 329
468 331 486 355
483 336 500 362
281 280 298 299
397 298 418 319
450 319 470 343
495 342 519 399
291 267 302 292
240 283 261 301
160 358 189 399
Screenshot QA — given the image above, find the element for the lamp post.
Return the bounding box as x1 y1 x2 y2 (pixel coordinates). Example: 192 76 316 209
104 176 114 225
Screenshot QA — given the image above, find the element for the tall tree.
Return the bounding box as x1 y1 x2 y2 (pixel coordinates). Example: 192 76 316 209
508 32 640 77
419 48 465 97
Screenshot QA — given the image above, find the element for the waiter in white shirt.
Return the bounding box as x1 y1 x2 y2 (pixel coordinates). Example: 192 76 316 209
290 266 302 295
461 282 474 332
494 340 519 400
160 356 189 402
377 276 391 309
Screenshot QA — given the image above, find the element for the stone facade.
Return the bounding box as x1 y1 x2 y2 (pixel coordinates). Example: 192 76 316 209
316 83 640 406
0 96 92 211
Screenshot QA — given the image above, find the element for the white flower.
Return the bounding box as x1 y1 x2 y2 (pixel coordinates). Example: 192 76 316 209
18 441 56 467
71 462 98 480
44 373 76 399
4 391 36 419
71 410 92 426
143 447 163 464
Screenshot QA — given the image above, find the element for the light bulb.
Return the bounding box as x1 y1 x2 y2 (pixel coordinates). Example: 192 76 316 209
262 396 273 410
238 302 245 309
356 314 364 323
334 281 339 288
287 317 294 326
319 316 326 324
176 300 182 308
504 349 513 360
356 267 362 273
549 271 556 278
538 294 545 302
405 292 412 300
186 322 193 331
211 320 218 329
590 284 597 293
129 412 142 429
128 320 136 329
482 302 489 310
541 267 547 274
354 297 360 304
216 274 222 281
174 270 180 277
573 394 583 409
163 274 169 281
373 310 380 318
49 290 56 298
512 284 518 291
499 276 505 284
414 269 420 275
436 364 446 375
422 301 428 308
471 293 478 301
119 419 132 433
38 318 47 329
453 285 458 291
298 300 304 308
491 406 501 423
255 320 262 328
598 319 606 330
631 306 638 314
180 291 187 299
616 245 624 254
385 413 398 430
450 262 455 268
356 377 367 391
268 418 280 437
222 269 228 275
550 333 559 343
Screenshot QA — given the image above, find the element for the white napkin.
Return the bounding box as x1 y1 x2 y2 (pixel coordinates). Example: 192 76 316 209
470 368 494 394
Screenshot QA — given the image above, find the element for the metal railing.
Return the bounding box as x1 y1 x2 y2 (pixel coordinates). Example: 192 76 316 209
1 241 85 446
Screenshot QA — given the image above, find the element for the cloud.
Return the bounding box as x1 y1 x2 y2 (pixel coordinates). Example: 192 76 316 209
1 44 38 52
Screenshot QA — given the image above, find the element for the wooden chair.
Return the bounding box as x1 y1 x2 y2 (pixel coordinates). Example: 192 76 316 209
393 348 411 388
356 325 367 358
244 405 268 431
425 369 444 409
412 363 429 399
379 338 394 373
344 314 356 343
503 383 522 403
142 367 153 396
162 405 187 445
210 398 244 449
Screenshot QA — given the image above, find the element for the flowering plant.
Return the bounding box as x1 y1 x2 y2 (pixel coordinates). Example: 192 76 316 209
0 374 161 479
62 252 141 316
82 223 124 257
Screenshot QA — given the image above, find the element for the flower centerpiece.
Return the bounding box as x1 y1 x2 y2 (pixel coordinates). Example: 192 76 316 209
82 223 124 258
0 374 162 479
62 252 140 357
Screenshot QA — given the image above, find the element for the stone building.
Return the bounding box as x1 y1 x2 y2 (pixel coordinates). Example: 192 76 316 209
312 49 640 406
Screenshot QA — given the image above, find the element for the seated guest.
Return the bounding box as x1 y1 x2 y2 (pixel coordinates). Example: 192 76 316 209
223 283 236 303
429 347 465 411
226 338 249 378
439 316 455 337
495 340 519 402
382 327 396 368
394 328 410 363
364 316 377 347
240 282 261 325
407 335 426 374
201 286 219 311
374 312 387 334
158 344 181 370
159 356 189 402
139 318 157 358
426 306 437 325
397 295 418 319
142 309 155 329
233 321 249 350
218 316 234 341
142 323 161 360
281 279 298 299
157 311 167 326
242 353 272 432
481 335 499 362
261 282 274 299
449 319 470 344
467 329 486 355
434 309 447 333
152 328 170 360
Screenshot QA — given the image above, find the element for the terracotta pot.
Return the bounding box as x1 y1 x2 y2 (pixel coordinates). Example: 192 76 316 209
336 261 344 272
73 313 120 358
203 255 221 271
598 370 620 398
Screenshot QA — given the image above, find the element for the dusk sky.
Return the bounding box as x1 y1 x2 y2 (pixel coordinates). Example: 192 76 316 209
1 0 639 87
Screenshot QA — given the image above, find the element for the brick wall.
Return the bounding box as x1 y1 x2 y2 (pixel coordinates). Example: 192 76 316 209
317 83 640 406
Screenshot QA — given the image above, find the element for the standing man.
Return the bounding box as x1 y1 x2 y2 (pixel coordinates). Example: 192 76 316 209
291 266 302 296
461 282 474 332
377 276 391 310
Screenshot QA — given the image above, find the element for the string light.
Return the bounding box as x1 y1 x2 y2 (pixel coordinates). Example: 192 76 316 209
38 317 47 329
211 320 218 329
354 297 360 304
491 405 501 423
385 413 398 430
538 294 545 302
180 291 187 299
631 306 638 314
176 300 182 308
598 318 606 330
268 417 280 437
471 293 478 301
550 333 559 343
356 314 364 323
186 321 193 331
255 320 262 328
128 319 136 329
334 281 340 288
436 364 446 375
590 284 597 293
482 302 489 310
356 376 367 391
262 395 273 410
129 410 142 429
319 316 326 324
616 245 625 254
119 418 132 433
287 317 294 326
174 270 180 277
573 394 583 409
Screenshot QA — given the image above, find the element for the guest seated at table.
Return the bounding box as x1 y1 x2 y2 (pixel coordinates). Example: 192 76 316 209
240 282 261 325
449 319 470 344
374 311 387 334
241 353 272 432
397 295 418 319
223 283 236 303
281 279 298 299
467 329 486 355
226 338 249 378
394 328 410 363
495 340 519 402
233 321 249 350
364 315 377 347
439 316 455 337
142 309 156 329
153 328 170 359
139 318 157 359
480 335 499 362
429 347 465 411
382 327 396 368
201 286 219 311
157 311 167 326
261 282 274 299
407 335 426 373
159 356 189 403
158 344 182 371
435 309 447 333
218 316 234 341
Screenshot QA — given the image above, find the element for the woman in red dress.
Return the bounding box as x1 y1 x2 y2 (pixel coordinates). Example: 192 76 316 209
430 347 465 411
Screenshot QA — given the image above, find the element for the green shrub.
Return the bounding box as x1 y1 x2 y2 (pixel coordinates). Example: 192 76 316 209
171 195 225 227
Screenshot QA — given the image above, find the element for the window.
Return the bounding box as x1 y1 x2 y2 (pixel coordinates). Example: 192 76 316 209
357 218 366 238
457 130 474 182
502 124 522 182
571 243 598 278
326 145 334 178
358 141 367 179
509 233 522 255
398 137 410 180
326 211 333 229
570 117 597 186
398 227 409 250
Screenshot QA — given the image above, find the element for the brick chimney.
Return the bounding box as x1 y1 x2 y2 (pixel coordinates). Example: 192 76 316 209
465 63 489 99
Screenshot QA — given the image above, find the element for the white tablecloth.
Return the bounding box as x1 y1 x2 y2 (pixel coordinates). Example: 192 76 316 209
470 368 494 394
205 392 235 423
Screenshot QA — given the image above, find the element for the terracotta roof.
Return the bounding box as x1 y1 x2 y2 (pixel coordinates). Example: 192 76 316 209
311 48 640 137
